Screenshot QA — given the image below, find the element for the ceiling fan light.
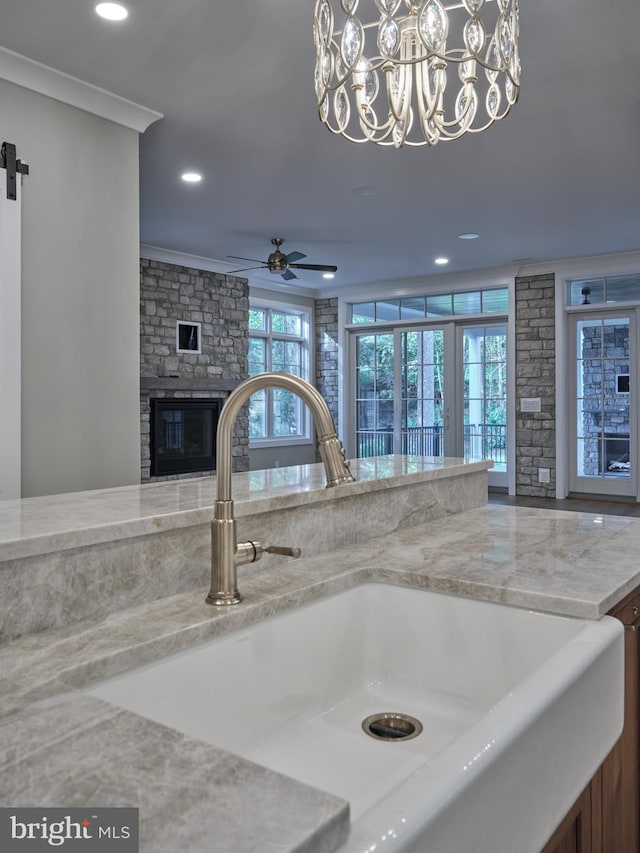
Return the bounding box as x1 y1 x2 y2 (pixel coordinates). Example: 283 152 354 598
314 0 520 147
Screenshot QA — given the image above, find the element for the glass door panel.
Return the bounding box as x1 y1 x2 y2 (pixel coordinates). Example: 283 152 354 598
461 326 507 485
571 315 635 496
401 330 444 457
353 322 507 479
355 333 395 457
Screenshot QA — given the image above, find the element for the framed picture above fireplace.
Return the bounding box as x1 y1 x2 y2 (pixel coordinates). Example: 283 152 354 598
176 321 201 354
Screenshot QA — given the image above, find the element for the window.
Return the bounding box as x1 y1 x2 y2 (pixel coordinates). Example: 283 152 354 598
248 304 311 443
350 287 508 324
348 284 510 490
568 273 640 306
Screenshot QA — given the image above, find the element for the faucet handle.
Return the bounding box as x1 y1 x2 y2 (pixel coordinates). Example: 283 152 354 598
264 544 302 558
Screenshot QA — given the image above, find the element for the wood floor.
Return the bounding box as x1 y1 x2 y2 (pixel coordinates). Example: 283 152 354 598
488 491 640 518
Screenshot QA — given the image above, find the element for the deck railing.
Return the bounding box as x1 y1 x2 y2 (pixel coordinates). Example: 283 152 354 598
356 424 506 463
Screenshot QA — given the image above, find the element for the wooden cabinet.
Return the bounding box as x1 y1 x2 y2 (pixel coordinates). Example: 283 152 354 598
541 785 592 853
543 586 640 853
596 588 640 852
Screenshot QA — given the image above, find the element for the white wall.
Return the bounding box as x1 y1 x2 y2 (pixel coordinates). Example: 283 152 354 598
0 78 142 497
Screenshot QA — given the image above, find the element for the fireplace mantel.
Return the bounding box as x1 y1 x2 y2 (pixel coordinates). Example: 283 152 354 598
140 377 242 394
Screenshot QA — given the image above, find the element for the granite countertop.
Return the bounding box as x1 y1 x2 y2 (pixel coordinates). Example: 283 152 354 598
3 502 640 852
0 456 488 562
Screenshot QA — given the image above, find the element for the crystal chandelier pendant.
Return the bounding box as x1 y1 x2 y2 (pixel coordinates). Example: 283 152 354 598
313 0 520 147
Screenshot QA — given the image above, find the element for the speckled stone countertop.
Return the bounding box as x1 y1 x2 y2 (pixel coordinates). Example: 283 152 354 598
3 500 640 852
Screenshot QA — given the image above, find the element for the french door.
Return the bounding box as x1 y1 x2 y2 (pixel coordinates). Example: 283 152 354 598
568 311 637 498
352 322 508 487
354 331 396 457
458 324 508 487
400 327 453 457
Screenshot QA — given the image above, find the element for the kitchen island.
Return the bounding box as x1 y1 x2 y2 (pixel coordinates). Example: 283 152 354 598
0 458 638 852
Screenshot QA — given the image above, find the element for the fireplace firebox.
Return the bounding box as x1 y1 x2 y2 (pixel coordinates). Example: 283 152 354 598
151 398 221 476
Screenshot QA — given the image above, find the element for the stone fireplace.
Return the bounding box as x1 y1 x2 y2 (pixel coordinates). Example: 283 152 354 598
140 258 249 482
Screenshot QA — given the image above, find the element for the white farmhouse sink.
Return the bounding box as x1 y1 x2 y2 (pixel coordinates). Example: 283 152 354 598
86 583 623 853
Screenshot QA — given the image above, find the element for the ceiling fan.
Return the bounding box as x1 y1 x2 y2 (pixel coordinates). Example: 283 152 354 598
228 237 337 281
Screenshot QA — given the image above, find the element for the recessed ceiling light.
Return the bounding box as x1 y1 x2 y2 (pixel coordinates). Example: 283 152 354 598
458 232 480 240
95 3 129 21
322 272 335 280
181 172 203 184
352 186 380 198
435 257 449 265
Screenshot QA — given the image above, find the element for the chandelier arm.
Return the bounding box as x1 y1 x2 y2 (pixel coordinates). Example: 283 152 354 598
352 97 396 142
439 102 497 136
424 61 447 125
415 59 437 144
386 63 411 127
325 125 379 143
352 105 396 141
325 56 510 96
352 95 387 135
370 124 397 145
357 112 392 136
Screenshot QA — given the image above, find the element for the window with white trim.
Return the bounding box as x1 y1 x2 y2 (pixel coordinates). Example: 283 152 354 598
248 304 311 443
567 273 640 306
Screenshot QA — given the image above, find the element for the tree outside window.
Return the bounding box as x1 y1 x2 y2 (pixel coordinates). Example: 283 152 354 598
248 305 310 442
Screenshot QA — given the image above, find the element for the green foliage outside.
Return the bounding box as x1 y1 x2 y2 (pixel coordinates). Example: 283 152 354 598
356 329 507 432
248 308 305 438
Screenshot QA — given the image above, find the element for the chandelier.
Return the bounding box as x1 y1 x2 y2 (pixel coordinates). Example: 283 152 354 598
313 0 520 147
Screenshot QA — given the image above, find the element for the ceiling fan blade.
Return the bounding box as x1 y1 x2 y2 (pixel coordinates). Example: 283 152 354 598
288 263 338 272
227 254 263 263
227 265 264 274
285 251 307 263
281 269 298 281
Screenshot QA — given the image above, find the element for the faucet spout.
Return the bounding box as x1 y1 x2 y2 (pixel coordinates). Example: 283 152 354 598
206 372 354 606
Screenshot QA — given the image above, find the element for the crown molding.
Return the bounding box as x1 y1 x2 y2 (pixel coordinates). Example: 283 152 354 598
320 264 518 301
317 250 640 300
140 244 320 297
140 244 239 274
517 250 640 281
0 47 162 132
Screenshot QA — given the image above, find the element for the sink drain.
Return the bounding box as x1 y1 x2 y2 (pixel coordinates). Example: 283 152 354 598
362 712 423 742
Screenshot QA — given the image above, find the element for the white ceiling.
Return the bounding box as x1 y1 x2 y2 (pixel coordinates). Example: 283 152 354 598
2 0 640 293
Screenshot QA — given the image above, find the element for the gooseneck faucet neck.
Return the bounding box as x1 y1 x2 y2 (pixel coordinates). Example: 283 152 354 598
207 372 354 606
215 372 353 501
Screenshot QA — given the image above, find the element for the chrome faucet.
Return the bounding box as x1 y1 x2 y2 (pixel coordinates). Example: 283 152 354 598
206 372 354 606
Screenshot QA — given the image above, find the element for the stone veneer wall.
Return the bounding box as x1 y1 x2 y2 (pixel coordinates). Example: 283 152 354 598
315 297 340 431
515 272 556 496
140 259 249 481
